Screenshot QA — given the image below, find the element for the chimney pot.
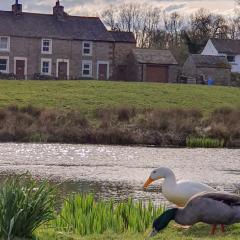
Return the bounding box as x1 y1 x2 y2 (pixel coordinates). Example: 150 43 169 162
53 0 67 19
12 0 22 15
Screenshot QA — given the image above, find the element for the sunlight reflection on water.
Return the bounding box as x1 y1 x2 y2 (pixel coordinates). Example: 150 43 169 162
0 143 239 204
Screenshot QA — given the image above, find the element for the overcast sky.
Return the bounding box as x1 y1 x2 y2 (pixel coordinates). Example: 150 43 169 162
0 0 236 16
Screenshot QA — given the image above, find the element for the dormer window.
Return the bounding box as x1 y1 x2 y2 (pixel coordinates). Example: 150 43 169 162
42 39 52 54
227 55 235 63
82 41 92 56
0 36 10 52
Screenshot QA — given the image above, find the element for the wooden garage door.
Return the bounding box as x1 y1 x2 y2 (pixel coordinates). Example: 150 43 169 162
146 65 168 83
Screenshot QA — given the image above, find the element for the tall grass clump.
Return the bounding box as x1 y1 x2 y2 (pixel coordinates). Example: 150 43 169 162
53 194 164 236
186 137 224 148
0 175 56 239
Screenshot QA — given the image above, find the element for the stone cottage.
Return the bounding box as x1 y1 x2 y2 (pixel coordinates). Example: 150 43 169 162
182 54 231 85
127 49 179 83
0 0 136 80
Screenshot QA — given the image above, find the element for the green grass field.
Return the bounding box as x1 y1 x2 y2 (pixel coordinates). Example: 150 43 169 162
0 80 239 113
37 224 240 240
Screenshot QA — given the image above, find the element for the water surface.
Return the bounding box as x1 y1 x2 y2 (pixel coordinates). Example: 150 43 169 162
0 143 239 204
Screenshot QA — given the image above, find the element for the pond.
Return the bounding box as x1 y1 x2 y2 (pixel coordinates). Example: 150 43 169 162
0 143 239 205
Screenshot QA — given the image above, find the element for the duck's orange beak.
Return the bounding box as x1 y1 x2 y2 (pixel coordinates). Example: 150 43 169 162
143 177 154 189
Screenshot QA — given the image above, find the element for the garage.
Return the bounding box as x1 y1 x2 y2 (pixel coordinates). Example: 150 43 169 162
146 64 168 83
128 49 178 83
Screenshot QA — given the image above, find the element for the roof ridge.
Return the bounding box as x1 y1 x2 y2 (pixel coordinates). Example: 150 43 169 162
0 10 100 19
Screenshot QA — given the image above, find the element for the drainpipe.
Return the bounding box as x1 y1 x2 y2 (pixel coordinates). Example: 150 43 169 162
113 42 116 80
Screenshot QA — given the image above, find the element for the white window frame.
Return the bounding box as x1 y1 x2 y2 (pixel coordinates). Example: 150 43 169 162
14 57 28 79
41 39 52 54
41 58 52 75
82 41 92 56
0 36 10 52
56 59 70 79
97 61 110 80
82 60 92 77
0 56 9 74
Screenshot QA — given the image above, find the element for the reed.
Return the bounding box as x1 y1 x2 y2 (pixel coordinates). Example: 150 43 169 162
0 175 56 239
52 194 164 236
186 137 224 148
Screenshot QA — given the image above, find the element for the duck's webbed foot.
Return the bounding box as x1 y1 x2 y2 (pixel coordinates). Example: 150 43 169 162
221 224 225 233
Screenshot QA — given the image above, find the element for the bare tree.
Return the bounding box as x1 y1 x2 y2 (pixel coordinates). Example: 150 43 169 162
101 3 162 48
101 5 119 30
101 4 235 55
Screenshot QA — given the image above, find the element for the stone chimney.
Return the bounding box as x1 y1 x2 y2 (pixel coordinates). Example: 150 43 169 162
12 0 22 15
53 0 67 19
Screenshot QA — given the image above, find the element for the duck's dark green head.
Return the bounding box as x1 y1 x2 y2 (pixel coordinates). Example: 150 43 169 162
150 208 178 237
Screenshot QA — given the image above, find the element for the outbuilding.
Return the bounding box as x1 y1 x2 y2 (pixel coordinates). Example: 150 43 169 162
182 54 231 86
128 49 178 83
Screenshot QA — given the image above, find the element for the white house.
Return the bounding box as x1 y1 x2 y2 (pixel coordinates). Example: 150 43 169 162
202 38 240 73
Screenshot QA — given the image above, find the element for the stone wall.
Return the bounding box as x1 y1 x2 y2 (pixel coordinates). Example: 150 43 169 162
127 52 142 81
112 42 136 80
197 67 231 86
168 65 181 83
182 57 197 78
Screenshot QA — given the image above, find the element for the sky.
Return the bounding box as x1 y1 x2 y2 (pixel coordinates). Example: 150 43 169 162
0 0 236 16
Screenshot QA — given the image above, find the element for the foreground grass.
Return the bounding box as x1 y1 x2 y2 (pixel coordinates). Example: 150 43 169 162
36 224 240 240
0 80 239 114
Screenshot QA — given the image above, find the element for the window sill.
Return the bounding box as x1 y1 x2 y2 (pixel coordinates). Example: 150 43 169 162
82 75 92 78
41 73 51 76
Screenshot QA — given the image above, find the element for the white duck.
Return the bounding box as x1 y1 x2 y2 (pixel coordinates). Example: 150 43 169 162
144 167 216 207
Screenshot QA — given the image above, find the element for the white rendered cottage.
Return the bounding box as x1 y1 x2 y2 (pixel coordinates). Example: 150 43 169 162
202 38 240 73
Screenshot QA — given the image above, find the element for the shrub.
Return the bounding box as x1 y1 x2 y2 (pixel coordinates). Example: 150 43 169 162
0 175 56 239
206 107 240 145
117 107 136 122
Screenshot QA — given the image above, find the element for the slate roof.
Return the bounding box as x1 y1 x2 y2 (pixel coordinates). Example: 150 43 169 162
210 38 240 55
190 54 230 69
132 49 178 65
109 31 136 43
0 10 115 42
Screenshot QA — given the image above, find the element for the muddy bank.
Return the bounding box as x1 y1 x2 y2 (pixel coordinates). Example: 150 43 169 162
0 105 239 147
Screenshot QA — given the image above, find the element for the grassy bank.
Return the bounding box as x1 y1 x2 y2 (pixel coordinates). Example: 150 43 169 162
0 80 239 114
0 105 239 147
36 225 240 240
1 175 240 240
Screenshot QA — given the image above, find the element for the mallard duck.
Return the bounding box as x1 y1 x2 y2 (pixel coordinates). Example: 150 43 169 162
143 167 215 207
149 192 240 237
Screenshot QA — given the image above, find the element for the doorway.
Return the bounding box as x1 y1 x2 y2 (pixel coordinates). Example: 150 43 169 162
14 57 27 79
97 61 109 80
57 59 69 79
